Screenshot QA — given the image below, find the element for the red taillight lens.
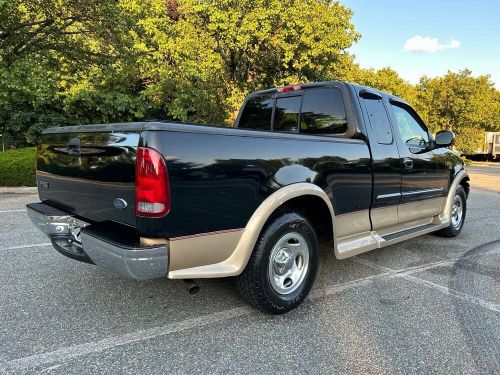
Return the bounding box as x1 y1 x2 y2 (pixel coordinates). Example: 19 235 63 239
135 147 170 217
277 85 302 93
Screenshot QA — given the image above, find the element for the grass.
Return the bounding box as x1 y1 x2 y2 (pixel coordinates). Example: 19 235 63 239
0 147 36 187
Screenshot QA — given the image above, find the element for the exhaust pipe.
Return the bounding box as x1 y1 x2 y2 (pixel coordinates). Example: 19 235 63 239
183 279 200 295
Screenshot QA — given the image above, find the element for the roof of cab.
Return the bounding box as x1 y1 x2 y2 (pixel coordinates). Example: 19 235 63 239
247 80 408 106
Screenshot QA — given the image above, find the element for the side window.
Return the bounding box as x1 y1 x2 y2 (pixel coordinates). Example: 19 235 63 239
363 97 393 144
391 104 429 147
238 94 273 130
300 88 348 134
273 95 301 132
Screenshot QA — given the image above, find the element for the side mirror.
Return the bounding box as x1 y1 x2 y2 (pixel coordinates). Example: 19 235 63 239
434 130 455 148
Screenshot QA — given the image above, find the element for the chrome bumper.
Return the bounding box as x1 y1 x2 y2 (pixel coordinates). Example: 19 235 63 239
26 203 168 280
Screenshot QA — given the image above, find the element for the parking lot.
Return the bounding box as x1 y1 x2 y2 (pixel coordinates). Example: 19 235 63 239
0 174 499 374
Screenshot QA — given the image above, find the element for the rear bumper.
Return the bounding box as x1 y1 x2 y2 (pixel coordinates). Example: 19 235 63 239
26 203 168 280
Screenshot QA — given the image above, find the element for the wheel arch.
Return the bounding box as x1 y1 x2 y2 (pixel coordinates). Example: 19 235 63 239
444 170 470 222
459 175 470 198
229 183 335 275
275 194 334 241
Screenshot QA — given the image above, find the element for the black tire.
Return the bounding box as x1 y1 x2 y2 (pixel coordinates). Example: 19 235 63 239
236 211 319 314
434 185 467 238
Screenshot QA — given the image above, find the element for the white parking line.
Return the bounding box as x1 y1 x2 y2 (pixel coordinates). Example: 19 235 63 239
352 257 500 314
0 209 26 213
0 243 52 251
2 253 499 372
1 307 252 373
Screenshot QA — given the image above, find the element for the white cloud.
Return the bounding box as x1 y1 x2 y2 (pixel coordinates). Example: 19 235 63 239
404 35 461 52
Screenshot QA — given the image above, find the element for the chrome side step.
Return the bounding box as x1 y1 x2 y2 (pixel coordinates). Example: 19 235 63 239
381 223 436 241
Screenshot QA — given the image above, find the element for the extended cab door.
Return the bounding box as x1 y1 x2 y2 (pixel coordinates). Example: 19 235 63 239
359 89 402 231
387 100 448 223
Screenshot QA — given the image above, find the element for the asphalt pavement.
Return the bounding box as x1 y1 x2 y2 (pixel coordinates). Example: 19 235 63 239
468 164 500 176
0 186 499 374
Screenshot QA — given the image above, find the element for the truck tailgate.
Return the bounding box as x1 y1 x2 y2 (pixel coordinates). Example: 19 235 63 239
36 127 141 227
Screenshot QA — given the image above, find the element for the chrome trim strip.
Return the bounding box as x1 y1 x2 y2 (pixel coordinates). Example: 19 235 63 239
402 188 444 197
376 188 444 200
376 192 401 200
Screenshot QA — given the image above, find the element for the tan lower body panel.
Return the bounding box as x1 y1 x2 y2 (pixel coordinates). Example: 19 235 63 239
398 197 444 224
168 229 244 272
371 206 398 230
335 210 371 238
336 197 449 259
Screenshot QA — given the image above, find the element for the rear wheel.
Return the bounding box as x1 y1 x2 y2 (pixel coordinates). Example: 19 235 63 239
435 185 467 238
236 212 319 314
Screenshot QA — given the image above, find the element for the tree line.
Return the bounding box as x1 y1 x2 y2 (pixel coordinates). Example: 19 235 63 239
1 0 499 154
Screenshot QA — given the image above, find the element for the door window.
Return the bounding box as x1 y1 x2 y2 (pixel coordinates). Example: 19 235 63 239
391 104 429 147
363 98 393 144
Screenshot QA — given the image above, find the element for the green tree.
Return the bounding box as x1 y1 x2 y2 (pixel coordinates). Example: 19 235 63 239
345 66 417 105
1 0 361 142
0 0 131 67
0 0 148 143
415 69 499 154
141 0 360 123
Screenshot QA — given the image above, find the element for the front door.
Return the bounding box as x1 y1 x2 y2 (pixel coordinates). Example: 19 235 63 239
387 100 448 224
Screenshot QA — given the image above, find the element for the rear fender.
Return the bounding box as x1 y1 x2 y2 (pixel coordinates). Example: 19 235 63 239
168 183 335 279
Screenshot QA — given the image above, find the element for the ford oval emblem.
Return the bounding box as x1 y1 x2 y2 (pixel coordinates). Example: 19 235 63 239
113 198 128 210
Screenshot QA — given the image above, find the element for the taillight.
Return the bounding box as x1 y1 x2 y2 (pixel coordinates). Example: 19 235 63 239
135 147 170 217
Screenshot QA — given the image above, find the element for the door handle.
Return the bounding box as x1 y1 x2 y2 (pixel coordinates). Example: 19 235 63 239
402 157 414 169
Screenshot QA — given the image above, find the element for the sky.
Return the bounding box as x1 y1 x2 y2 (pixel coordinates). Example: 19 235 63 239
342 0 500 87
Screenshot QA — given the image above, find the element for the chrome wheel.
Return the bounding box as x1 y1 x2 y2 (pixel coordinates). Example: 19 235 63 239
451 194 464 229
268 232 309 295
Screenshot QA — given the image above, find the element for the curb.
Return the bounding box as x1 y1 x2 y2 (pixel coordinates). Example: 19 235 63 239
0 187 37 194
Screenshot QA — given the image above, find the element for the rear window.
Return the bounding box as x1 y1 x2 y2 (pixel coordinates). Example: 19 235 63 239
300 88 348 135
238 94 273 130
273 95 301 132
239 87 349 135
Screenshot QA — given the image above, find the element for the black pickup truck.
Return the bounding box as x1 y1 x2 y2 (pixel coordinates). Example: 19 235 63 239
27 81 470 314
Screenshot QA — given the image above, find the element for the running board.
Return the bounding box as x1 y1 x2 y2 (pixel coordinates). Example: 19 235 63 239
335 217 449 259
381 223 436 241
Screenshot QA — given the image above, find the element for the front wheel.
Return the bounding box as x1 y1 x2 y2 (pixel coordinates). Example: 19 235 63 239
434 185 467 238
236 212 319 314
